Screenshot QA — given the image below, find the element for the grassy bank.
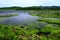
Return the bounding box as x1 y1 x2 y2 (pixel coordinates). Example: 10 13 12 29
29 10 60 25
29 10 60 18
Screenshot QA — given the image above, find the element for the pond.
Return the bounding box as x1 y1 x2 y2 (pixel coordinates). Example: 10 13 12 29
0 10 39 25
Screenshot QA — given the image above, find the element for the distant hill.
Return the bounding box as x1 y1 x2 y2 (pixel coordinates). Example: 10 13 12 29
0 6 60 10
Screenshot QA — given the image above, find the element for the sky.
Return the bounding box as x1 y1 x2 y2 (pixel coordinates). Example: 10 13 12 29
0 0 60 7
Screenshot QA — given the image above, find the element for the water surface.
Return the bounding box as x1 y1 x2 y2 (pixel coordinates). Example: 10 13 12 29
0 10 39 25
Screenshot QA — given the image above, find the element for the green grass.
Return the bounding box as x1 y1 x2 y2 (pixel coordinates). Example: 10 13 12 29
29 10 60 18
29 10 60 25
38 18 60 25
0 23 60 40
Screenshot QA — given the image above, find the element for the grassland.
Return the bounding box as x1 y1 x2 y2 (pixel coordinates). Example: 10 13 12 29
0 9 60 40
0 23 60 40
29 10 60 18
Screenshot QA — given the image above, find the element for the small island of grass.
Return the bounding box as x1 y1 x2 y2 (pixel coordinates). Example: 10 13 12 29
0 14 18 17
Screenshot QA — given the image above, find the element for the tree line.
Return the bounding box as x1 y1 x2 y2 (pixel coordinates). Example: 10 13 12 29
0 6 60 10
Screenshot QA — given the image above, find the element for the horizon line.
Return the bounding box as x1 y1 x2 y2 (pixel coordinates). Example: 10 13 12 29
0 5 60 8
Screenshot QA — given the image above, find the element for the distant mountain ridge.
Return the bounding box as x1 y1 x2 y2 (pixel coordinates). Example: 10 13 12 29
0 6 60 10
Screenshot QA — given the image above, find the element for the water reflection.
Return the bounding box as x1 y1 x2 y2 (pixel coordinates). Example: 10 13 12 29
0 11 39 25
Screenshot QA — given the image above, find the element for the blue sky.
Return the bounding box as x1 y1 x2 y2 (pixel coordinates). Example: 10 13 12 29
0 0 60 7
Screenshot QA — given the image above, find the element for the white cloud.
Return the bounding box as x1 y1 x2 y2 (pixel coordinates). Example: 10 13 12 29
0 0 60 7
